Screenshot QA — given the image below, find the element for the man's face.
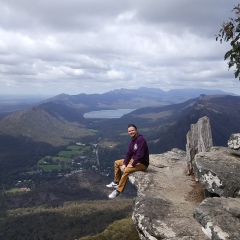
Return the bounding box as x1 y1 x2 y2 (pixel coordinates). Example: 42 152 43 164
128 126 138 139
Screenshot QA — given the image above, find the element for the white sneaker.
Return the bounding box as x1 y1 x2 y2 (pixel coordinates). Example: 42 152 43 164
106 181 118 188
108 190 120 199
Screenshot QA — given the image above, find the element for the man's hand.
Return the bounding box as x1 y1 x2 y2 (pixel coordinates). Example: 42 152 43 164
120 165 126 171
121 164 133 171
127 164 133 168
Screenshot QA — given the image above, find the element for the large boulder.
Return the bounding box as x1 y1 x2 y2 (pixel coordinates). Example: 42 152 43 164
194 197 240 240
228 133 240 150
193 147 240 198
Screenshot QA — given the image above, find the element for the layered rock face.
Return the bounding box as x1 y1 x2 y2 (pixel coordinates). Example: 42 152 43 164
193 147 240 198
193 134 240 240
228 133 240 150
186 116 213 175
194 197 240 240
129 118 240 240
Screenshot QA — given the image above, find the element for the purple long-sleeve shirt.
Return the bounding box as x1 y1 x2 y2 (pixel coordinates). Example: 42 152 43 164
123 134 149 167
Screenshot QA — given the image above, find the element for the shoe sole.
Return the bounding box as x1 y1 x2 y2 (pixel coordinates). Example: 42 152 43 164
106 185 118 188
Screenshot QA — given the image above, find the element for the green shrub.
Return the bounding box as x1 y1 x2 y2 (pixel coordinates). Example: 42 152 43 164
79 217 140 240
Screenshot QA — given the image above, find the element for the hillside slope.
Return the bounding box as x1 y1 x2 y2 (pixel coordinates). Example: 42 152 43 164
124 94 240 153
0 102 94 146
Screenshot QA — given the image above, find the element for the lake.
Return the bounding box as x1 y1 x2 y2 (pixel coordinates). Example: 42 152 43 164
84 109 135 119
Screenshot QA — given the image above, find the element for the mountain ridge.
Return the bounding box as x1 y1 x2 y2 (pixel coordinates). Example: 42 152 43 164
41 87 236 109
134 94 240 152
0 91 239 149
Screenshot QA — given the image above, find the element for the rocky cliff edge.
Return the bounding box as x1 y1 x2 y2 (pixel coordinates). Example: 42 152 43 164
129 119 240 240
129 149 209 240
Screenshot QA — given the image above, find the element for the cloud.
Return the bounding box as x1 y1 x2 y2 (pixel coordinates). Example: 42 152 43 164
0 0 239 96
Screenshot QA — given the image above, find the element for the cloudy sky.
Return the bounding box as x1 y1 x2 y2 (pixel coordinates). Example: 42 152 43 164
1 0 240 96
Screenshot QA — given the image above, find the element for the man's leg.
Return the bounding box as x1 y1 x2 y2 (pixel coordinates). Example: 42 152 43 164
117 161 147 193
114 159 124 183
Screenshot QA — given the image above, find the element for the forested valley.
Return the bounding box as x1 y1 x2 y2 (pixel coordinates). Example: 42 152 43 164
0 199 139 240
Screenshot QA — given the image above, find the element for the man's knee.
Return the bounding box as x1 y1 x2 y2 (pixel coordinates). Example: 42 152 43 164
115 159 124 166
124 167 135 174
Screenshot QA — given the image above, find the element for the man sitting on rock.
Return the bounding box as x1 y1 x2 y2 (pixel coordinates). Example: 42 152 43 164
107 124 149 199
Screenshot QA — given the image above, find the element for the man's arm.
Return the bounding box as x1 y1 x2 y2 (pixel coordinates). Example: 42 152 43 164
123 142 133 167
131 137 147 167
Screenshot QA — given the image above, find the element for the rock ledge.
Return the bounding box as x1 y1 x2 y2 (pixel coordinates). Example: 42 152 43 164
129 149 209 240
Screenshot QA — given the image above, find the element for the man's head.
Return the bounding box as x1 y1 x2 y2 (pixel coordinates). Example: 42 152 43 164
128 124 138 139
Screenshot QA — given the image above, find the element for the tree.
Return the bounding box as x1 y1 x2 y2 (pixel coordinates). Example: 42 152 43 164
216 4 240 79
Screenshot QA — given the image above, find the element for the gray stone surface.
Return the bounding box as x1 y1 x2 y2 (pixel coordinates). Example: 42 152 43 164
193 147 240 198
129 150 209 240
228 133 240 150
194 197 240 240
186 116 213 175
191 144 240 240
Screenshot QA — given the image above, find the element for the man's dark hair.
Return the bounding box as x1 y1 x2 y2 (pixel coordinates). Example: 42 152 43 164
128 124 137 130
